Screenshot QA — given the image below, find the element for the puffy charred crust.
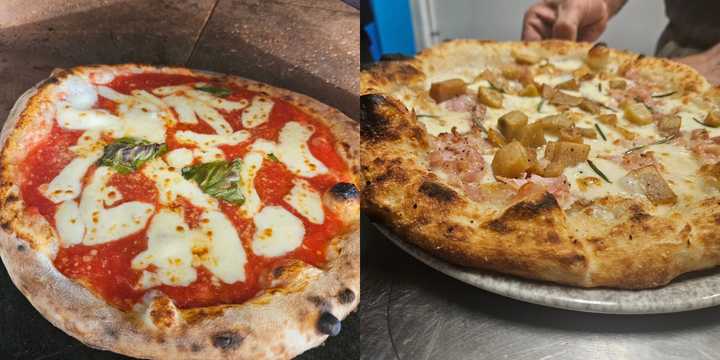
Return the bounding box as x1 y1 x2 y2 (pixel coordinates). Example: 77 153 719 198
329 182 359 200
317 312 341 336
211 330 244 351
336 288 355 304
360 94 403 143
486 192 559 233
418 181 457 203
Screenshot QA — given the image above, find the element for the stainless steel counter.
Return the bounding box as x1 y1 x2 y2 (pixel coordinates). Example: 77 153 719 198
360 218 720 360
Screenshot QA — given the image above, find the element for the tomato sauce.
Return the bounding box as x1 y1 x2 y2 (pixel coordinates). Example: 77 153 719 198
19 72 352 310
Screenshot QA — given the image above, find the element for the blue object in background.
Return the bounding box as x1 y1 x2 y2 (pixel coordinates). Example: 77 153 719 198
367 0 416 60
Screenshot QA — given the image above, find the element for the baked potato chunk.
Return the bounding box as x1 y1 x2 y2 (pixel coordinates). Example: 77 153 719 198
543 141 591 176
700 162 720 188
497 110 528 140
519 84 540 97
586 43 610 71
549 90 583 107
609 79 627 90
487 128 507 147
556 78 579 91
620 165 677 205
704 110 720 127
538 113 574 132
429 78 468 103
492 141 530 178
623 102 653 125
517 122 546 148
657 114 681 135
477 87 504 108
579 99 601 114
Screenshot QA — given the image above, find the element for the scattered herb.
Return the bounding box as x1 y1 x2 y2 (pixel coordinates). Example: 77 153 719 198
597 83 602 92
623 134 678 155
181 160 245 205
489 82 505 93
594 123 607 141
416 114 439 119
267 153 280 162
98 138 167 174
587 160 612 183
693 117 719 128
195 85 232 97
537 99 545 112
651 91 677 98
598 102 618 112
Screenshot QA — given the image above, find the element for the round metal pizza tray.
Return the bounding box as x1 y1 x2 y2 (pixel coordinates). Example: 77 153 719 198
374 223 720 314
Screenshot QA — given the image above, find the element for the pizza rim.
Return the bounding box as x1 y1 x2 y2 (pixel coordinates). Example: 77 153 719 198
361 39 720 290
0 64 359 359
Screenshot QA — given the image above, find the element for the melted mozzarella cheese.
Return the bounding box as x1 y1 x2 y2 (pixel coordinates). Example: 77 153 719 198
56 103 122 133
252 206 305 257
238 151 264 217
184 89 247 112
54 200 84 247
191 102 233 134
117 101 167 143
175 130 250 148
165 148 194 169
42 151 101 203
61 76 98 110
142 159 218 210
417 112 472 136
132 210 197 288
284 179 324 224
163 95 198 124
193 147 225 162
549 57 584 71
275 121 329 177
196 210 247 283
241 96 274 128
79 167 154 245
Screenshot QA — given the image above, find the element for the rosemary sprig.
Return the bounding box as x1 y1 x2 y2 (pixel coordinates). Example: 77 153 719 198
693 117 719 128
416 114 439 119
489 82 505 93
536 99 545 112
587 160 612 183
623 134 678 155
595 123 607 141
651 91 677 98
597 83 602 92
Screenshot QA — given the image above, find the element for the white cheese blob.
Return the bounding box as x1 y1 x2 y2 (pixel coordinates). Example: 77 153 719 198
163 95 198 124
241 96 274 128
165 148 194 169
275 121 329 177
196 210 247 283
78 167 154 245
238 151 264 218
132 210 197 287
284 179 324 224
42 151 101 203
142 159 217 210
61 76 98 110
174 130 250 148
55 103 122 134
54 200 84 247
252 206 305 257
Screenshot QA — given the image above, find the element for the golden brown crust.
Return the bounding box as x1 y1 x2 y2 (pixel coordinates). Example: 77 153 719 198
361 40 720 289
0 64 359 359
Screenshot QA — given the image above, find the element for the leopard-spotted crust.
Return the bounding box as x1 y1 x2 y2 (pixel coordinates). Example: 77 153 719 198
361 40 720 289
0 64 359 359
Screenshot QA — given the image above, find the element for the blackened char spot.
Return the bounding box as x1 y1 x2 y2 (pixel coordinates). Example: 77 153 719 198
329 182 359 200
190 343 203 352
211 331 243 351
308 295 331 310
317 312 341 336
1 221 11 231
16 244 25 252
103 326 119 340
418 181 457 203
629 205 650 222
485 193 559 233
361 94 400 143
337 288 355 304
272 265 285 278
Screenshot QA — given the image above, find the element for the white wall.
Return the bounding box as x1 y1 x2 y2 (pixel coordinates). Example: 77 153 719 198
412 0 667 55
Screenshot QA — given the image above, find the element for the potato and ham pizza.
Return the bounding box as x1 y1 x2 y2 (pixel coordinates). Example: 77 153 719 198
0 65 359 359
361 40 720 289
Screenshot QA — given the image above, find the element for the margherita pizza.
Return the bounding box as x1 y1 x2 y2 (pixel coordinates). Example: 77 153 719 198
0 64 359 359
361 40 720 289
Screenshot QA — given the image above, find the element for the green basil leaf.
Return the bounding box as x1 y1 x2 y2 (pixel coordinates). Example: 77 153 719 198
195 85 232 97
98 138 167 173
181 159 245 205
267 153 280 162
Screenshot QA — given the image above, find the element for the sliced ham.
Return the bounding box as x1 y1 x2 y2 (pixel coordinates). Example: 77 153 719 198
441 94 476 113
428 129 490 193
682 129 720 164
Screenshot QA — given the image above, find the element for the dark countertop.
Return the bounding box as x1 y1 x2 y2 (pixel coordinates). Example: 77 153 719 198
360 218 720 360
0 1 358 359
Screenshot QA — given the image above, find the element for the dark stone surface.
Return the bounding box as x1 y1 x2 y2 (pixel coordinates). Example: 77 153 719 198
0 1 359 359
360 217 720 360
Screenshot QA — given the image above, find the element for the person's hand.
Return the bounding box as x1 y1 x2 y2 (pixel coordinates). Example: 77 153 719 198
675 43 720 86
522 0 612 42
